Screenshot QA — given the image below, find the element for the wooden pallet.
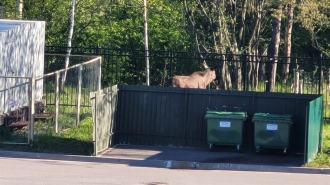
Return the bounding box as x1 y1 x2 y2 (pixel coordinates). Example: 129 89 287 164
34 113 54 120
7 121 29 128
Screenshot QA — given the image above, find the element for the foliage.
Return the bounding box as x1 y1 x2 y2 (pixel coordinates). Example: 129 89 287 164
1 0 194 51
295 0 330 56
2 0 330 90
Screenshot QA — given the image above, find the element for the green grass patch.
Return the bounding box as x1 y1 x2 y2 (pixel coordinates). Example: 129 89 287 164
0 117 94 155
306 122 330 167
59 117 93 141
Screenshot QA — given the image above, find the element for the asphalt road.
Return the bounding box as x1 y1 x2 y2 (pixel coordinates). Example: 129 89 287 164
0 157 329 185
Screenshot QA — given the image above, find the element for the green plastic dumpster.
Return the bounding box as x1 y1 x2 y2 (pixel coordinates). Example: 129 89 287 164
205 111 247 151
252 113 293 153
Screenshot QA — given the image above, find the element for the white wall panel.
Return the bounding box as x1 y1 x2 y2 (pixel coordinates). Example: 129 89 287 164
0 20 45 113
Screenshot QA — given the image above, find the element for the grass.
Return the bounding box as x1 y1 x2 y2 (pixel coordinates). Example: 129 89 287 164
306 122 330 168
0 117 94 155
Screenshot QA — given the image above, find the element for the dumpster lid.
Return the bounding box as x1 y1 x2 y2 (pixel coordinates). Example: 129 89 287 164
204 110 247 120
252 113 293 122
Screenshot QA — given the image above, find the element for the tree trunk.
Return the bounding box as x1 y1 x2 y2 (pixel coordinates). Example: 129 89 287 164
266 7 282 92
259 44 268 82
282 1 294 83
233 0 247 91
60 0 76 92
247 0 263 91
247 54 252 91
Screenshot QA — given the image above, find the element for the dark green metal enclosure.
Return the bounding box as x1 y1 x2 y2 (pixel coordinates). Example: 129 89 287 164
91 85 323 163
306 96 323 163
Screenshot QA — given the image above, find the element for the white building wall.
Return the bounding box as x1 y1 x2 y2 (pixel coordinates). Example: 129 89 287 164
0 19 45 113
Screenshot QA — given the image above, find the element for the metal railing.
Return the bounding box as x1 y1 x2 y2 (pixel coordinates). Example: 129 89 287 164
41 54 101 132
45 46 330 118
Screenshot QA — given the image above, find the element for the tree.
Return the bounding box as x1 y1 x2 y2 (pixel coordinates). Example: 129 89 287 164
282 0 295 83
296 0 330 56
60 0 76 92
182 0 275 90
267 5 282 92
183 0 234 90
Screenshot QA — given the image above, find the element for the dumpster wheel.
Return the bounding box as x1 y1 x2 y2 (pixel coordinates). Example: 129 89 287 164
209 143 214 151
256 146 261 153
236 144 242 152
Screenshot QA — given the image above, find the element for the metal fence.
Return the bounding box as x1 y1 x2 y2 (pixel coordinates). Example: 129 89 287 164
41 54 101 132
0 54 101 146
45 46 330 118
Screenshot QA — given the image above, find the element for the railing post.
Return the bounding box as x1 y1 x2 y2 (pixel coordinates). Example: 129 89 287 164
76 64 82 126
293 69 299 94
319 54 323 94
28 77 35 146
89 91 97 155
170 49 173 78
242 51 247 91
55 71 60 133
96 44 100 55
97 57 102 91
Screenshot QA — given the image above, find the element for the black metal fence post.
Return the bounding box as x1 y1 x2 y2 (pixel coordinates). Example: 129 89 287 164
319 54 323 95
96 44 100 55
170 48 173 78
242 51 247 91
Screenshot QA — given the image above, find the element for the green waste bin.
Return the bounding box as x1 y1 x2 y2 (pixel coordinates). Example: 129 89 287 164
205 111 247 151
252 113 293 153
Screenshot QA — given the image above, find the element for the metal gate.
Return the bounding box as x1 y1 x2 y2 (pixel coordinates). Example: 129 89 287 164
90 85 118 155
305 96 323 163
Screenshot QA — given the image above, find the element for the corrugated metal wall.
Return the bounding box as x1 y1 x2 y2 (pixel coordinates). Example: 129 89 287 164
114 85 322 153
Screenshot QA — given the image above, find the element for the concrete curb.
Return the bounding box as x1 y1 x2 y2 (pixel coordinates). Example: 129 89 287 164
1 150 329 174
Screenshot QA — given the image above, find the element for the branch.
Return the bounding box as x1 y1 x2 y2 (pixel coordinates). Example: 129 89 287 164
197 0 213 25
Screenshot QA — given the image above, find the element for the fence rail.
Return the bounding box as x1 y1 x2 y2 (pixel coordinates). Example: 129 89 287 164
42 54 101 132
45 46 330 118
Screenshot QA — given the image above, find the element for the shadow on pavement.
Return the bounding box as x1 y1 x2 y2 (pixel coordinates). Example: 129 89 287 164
2 144 330 174
100 145 305 167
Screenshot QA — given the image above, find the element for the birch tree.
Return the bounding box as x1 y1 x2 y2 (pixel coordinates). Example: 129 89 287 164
60 0 76 92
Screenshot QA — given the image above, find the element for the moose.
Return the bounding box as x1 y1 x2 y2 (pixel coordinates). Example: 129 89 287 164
169 62 217 89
